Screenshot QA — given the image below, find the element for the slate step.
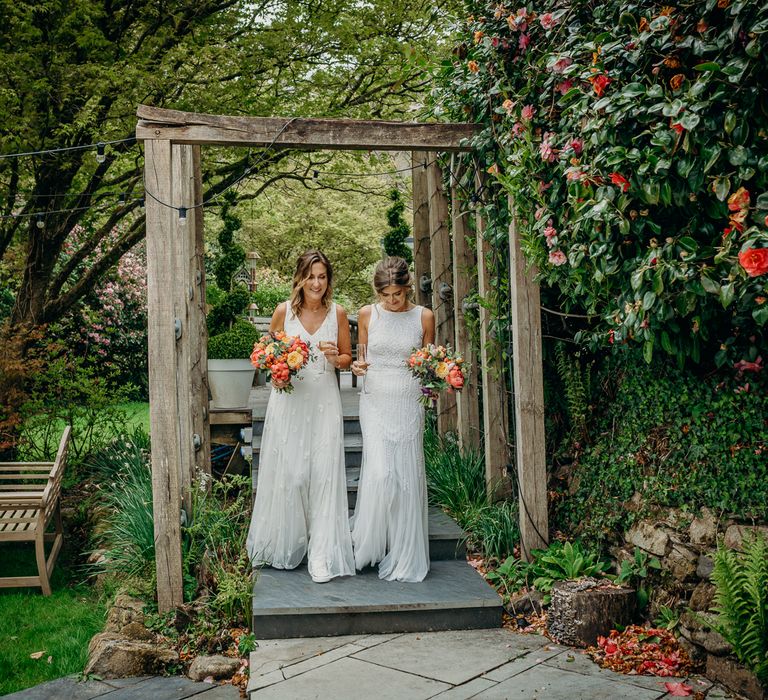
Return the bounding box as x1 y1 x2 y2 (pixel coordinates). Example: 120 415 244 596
248 433 362 469
252 415 361 437
251 559 503 639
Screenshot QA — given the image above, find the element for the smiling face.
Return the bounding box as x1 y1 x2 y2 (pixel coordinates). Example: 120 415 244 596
378 285 409 312
302 261 328 304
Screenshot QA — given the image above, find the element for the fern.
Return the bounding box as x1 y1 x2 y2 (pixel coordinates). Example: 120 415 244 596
711 534 768 684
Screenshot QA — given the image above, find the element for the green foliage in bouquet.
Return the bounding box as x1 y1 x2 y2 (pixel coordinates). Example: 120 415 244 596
207 320 260 360
434 0 768 366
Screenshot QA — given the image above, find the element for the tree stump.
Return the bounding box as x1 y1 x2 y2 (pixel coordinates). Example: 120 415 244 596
547 578 637 647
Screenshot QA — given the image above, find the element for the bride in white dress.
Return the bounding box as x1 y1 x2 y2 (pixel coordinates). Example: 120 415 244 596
351 257 435 582
246 250 355 583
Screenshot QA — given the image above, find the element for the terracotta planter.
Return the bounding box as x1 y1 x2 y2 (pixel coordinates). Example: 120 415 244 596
207 359 255 409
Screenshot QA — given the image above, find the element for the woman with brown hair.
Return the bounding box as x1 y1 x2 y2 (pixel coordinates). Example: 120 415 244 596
350 256 435 582
246 250 355 583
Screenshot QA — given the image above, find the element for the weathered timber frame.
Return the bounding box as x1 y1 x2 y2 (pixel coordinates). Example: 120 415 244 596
136 105 548 610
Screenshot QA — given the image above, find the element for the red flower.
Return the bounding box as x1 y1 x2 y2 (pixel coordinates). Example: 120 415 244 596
670 121 684 134
734 356 763 373
738 248 768 277
590 74 611 97
728 187 750 212
609 172 630 192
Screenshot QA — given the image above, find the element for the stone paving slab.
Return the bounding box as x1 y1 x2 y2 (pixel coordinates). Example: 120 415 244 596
248 634 366 676
473 664 668 700
2 677 117 700
249 656 451 699
350 629 553 686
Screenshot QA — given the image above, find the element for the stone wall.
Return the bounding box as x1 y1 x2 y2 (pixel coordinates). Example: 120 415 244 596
616 508 767 699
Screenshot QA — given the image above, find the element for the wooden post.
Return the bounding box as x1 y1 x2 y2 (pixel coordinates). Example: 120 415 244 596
144 139 184 611
475 182 511 501
508 194 548 559
191 146 211 476
426 155 457 434
411 152 431 309
450 159 481 449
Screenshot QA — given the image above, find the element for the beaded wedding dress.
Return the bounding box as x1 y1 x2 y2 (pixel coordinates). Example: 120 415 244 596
246 301 355 583
351 303 429 582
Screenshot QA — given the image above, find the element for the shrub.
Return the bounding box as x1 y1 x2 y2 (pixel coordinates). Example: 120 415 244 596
711 534 768 684
554 351 768 542
250 268 292 316
382 189 413 263
434 0 768 366
208 320 260 360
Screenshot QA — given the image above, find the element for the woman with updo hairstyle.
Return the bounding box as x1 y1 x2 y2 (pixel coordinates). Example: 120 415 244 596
246 249 355 583
350 256 435 582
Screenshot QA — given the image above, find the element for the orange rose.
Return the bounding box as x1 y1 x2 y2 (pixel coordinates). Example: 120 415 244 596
738 248 768 277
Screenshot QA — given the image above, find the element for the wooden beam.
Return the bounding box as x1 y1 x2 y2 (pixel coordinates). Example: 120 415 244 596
144 139 184 611
450 159 481 450
426 156 457 434
508 193 549 560
136 105 477 152
411 152 431 309
191 146 211 476
475 180 511 501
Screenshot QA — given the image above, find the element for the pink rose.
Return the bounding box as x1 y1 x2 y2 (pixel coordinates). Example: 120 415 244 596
539 12 559 30
539 134 557 163
512 122 525 137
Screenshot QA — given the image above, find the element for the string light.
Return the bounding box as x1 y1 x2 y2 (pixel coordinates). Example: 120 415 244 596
95 142 106 163
35 214 44 229
119 191 127 204
0 136 135 161
178 207 187 225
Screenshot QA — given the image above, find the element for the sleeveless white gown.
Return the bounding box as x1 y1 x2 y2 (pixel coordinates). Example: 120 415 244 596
351 303 429 582
246 302 355 582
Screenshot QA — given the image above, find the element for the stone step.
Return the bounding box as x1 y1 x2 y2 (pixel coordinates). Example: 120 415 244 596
252 415 360 437
248 433 362 469
251 559 503 639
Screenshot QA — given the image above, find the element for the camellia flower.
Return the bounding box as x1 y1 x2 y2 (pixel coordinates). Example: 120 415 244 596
539 12 559 29
549 249 567 266
473 30 484 43
552 56 573 73
728 187 750 212
609 172 630 192
487 163 500 176
519 33 530 51
467 60 479 73
512 121 525 137
669 73 685 90
590 74 611 96
534 206 547 221
539 133 557 163
738 248 768 277
543 225 558 247
521 104 535 121
502 98 516 114
567 138 584 155
565 166 585 182
556 79 574 95
734 356 763 373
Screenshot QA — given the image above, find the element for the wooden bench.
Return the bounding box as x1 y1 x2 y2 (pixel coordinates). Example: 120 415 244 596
0 426 71 595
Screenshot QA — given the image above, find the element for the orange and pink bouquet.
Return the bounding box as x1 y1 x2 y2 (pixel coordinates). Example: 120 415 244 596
250 331 311 394
407 344 467 408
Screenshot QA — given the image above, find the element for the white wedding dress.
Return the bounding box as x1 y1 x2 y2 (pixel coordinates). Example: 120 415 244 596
351 303 429 582
246 301 355 582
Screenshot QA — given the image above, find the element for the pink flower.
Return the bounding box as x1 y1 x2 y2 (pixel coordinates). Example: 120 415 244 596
734 356 763 373
512 122 525 137
521 104 535 121
539 133 558 163
519 33 530 51
534 206 547 221
567 138 583 155
538 180 552 195
552 56 573 73
539 12 559 30
544 226 558 248
548 249 567 266
556 79 574 95
565 167 585 182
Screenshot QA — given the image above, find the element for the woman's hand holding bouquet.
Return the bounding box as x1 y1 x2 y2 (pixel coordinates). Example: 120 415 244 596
250 331 311 393
407 344 467 408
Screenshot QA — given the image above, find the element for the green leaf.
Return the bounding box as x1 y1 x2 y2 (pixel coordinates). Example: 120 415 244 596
642 291 656 310
702 146 721 173
678 237 698 253
631 269 644 291
713 177 731 202
755 192 768 210
661 331 673 353
724 111 737 134
678 112 700 130
701 275 720 295
753 305 768 326
720 283 735 309
694 62 721 72
622 83 646 97
728 146 749 166
653 269 664 295
643 339 654 364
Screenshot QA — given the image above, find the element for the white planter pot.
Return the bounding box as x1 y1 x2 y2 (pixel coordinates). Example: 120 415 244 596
208 359 256 409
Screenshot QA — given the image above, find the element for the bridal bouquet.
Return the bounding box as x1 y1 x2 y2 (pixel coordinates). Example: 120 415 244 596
407 344 467 408
250 331 311 393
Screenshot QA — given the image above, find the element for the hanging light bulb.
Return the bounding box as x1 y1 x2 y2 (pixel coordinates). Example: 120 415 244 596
119 191 127 204
178 207 187 225
312 170 319 179
95 142 106 163
36 214 44 229
138 197 145 209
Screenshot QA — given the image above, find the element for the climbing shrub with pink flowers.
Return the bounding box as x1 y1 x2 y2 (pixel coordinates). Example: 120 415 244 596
434 0 768 366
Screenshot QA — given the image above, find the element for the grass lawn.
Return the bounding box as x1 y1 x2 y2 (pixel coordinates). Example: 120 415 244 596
120 401 150 433
0 544 106 695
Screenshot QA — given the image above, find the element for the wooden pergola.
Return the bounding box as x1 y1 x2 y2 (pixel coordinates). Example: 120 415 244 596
136 105 548 611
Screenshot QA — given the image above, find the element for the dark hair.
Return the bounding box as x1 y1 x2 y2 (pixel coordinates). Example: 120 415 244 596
372 256 413 294
290 250 333 317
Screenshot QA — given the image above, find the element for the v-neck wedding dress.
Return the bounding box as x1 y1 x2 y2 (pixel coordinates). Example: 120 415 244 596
246 301 355 582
